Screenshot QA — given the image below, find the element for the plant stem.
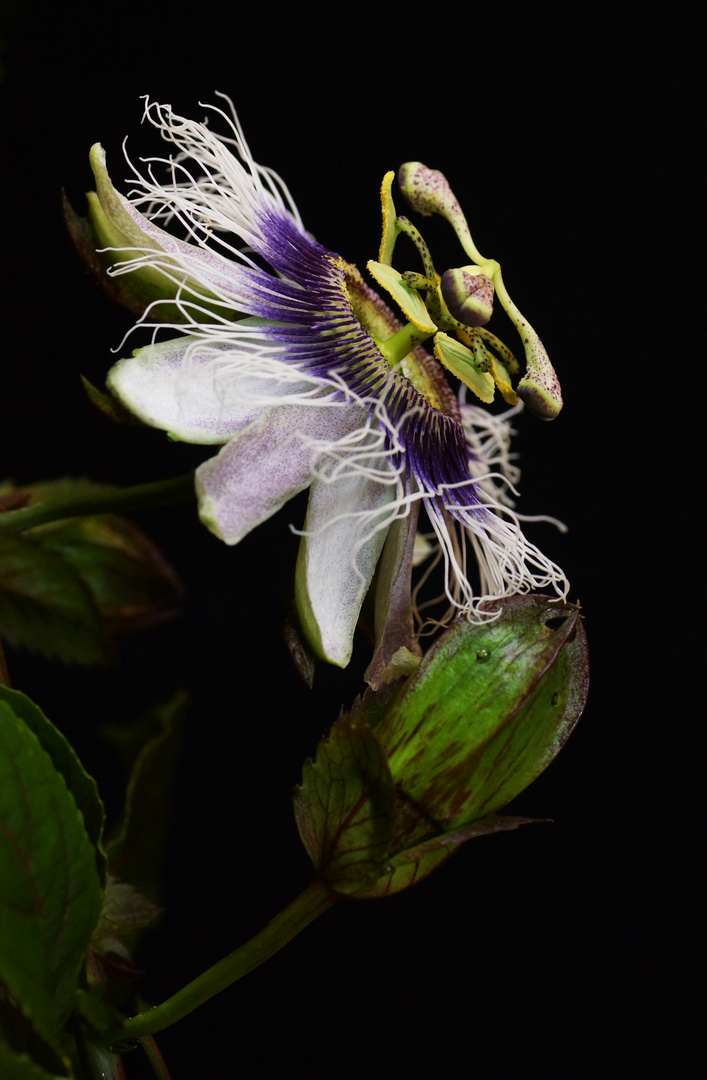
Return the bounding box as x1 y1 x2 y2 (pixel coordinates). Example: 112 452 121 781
0 472 196 534
115 880 338 1041
140 1035 172 1080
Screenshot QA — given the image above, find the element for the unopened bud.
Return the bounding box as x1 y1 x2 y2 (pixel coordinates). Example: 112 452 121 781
294 595 588 898
440 266 495 327
398 162 461 220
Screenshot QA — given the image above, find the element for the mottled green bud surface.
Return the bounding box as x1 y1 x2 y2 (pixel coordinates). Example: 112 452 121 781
376 595 588 826
440 266 495 327
295 595 588 898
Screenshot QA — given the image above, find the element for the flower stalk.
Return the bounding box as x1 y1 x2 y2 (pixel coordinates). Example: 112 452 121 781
111 880 338 1042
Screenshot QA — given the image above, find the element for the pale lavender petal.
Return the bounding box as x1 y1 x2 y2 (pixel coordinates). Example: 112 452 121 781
107 332 315 444
195 402 367 544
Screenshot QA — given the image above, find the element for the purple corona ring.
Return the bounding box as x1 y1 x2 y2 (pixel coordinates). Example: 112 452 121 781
81 97 568 672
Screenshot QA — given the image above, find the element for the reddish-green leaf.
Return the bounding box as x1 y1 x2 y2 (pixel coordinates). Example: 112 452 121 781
92 876 161 958
294 713 395 894
1 688 107 887
33 514 183 636
353 815 536 898
0 532 109 663
0 697 104 1057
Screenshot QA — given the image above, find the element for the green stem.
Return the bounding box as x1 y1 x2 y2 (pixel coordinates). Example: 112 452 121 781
114 880 338 1041
0 472 196 534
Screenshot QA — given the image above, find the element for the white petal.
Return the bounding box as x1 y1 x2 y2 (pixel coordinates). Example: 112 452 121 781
295 467 396 668
107 333 307 444
195 401 367 544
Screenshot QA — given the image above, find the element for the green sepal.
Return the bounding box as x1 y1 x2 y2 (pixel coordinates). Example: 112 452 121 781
63 187 166 318
352 814 537 899
375 594 589 828
294 712 396 894
80 375 145 426
64 144 246 325
0 693 104 1059
292 529 327 663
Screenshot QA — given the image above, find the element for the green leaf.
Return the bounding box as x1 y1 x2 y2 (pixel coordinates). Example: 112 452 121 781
353 815 536 899
33 514 183 636
0 478 184 663
0 532 110 663
105 694 186 902
0 688 107 888
293 712 396 894
0 698 104 1057
0 1041 70 1080
92 877 161 957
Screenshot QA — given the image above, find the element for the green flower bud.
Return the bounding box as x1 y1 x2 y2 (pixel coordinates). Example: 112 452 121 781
398 162 462 222
294 595 588 898
440 266 495 327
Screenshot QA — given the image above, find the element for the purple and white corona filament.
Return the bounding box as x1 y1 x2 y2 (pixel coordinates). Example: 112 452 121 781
83 97 568 672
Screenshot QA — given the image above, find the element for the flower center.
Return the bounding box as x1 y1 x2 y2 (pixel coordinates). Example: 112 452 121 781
357 167 563 420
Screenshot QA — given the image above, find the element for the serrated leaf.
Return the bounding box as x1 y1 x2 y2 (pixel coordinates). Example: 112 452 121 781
293 713 395 894
92 877 161 954
105 695 186 902
0 1041 70 1080
353 815 536 899
0 688 107 888
0 478 184 662
0 532 110 663
33 514 183 636
0 700 104 1056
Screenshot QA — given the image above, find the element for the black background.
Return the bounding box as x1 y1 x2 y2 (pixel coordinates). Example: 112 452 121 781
0 3 701 1077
